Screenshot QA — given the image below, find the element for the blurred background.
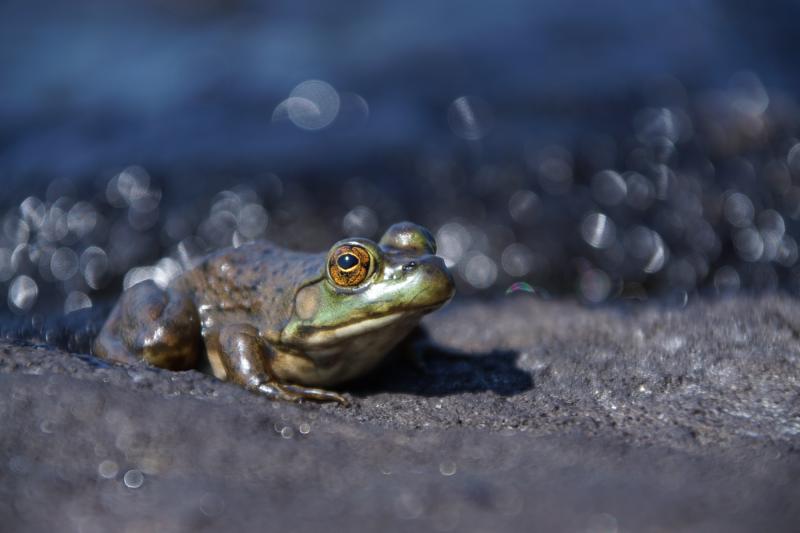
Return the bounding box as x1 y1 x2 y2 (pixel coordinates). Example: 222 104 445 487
2 0 800 326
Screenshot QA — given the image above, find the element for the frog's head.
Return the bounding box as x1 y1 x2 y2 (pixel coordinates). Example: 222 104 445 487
282 222 455 351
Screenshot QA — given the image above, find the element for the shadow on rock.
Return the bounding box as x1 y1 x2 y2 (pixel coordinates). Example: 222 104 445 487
350 329 533 398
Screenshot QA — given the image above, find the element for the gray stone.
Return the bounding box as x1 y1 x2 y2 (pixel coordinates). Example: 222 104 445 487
1 295 799 532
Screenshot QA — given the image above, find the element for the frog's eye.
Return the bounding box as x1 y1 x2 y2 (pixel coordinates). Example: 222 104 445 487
328 244 372 287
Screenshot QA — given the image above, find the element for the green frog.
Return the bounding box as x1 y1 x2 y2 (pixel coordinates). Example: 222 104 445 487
94 222 455 404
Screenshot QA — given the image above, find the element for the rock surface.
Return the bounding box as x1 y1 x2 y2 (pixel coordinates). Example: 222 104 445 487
1 295 799 532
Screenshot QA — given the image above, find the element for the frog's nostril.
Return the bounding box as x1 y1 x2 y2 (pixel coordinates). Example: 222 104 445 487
402 261 418 272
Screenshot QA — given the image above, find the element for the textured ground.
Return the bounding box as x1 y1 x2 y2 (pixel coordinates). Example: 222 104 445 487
1 295 799 532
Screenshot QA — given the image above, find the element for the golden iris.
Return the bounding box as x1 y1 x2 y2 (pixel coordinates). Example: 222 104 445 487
328 245 371 287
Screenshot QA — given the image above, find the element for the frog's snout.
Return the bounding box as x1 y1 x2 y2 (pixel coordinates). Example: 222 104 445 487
404 254 455 307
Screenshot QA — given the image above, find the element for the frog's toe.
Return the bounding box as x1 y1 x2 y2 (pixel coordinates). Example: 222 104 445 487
281 383 350 406
254 382 301 402
252 382 348 405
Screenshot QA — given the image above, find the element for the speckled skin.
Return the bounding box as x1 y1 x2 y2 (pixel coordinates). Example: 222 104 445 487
94 222 455 404
180 243 324 346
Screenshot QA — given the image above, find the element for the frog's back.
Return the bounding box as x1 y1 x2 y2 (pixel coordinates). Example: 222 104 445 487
178 241 324 337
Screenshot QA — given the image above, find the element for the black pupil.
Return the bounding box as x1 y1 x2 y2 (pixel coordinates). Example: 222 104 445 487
337 253 359 270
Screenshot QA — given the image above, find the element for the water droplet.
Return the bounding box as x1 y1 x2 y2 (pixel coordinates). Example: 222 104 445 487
200 209 238 247
50 247 79 281
501 243 534 277
534 146 573 195
591 170 627 206
634 107 682 144
787 142 800 174
158 258 182 286
438 461 457 476
436 223 471 266
3 215 30 244
19 197 46 229
687 219 719 256
98 460 119 479
733 227 764 261
505 282 536 295
40 204 69 242
8 275 37 312
624 172 655 210
581 213 616 249
123 469 144 488
0 248 14 282
723 191 755 227
81 246 109 290
117 166 151 204
337 92 370 127
130 188 161 213
643 232 667 273
728 71 769 116
67 201 97 237
756 209 785 236
462 253 497 289
123 267 157 290
508 190 539 226
714 266 740 294
276 80 341 130
625 226 666 271
777 235 799 267
64 291 92 314
237 203 269 240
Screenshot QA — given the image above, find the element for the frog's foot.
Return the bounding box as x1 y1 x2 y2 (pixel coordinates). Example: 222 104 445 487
218 324 349 406
94 280 201 370
254 382 349 405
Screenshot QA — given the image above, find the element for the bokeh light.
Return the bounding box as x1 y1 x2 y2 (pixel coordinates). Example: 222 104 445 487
273 80 341 131
447 96 493 141
0 18 799 319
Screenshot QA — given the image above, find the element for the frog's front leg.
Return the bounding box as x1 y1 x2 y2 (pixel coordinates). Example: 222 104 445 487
216 324 349 405
94 280 201 370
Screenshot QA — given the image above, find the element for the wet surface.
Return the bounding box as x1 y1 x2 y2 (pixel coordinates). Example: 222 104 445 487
2 295 799 532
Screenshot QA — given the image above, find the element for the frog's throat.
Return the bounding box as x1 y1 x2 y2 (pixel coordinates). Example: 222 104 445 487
300 311 416 346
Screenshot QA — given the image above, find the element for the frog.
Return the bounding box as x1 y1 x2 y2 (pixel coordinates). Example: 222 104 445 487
93 222 455 405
